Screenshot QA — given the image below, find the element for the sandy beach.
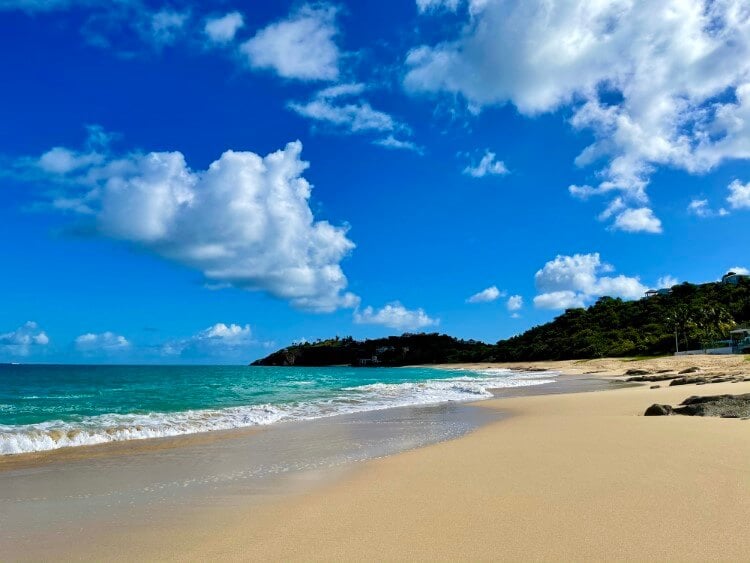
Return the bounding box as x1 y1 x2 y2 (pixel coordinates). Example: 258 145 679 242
4 355 750 561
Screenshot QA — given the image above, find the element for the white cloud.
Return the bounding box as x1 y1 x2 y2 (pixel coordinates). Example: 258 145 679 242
688 199 729 218
657 275 678 289
533 290 586 310
727 266 750 276
288 83 415 146
533 253 647 310
204 11 244 44
317 83 366 98
406 0 750 231
75 331 130 352
507 294 523 311
0 321 49 357
240 4 339 81
288 83 408 140
37 146 103 174
163 323 254 356
727 180 750 210
466 285 504 303
27 135 358 313
612 207 662 234
353 302 439 331
289 97 396 133
373 135 423 154
463 150 508 178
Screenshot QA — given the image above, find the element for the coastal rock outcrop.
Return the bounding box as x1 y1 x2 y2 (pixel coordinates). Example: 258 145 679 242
644 394 750 418
644 404 673 416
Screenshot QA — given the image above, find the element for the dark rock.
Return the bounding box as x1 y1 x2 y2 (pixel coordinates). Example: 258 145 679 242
672 393 750 418
625 369 652 376
626 373 682 382
650 385 660 389
670 377 689 386
656 369 673 374
644 404 673 416
679 367 701 374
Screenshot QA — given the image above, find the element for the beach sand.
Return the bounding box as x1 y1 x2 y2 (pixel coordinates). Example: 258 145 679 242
7 355 750 561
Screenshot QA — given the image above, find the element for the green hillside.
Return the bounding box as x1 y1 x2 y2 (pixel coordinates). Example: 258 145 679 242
252 278 750 366
494 280 750 361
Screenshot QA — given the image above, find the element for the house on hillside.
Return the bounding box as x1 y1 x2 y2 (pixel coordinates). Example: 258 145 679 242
644 288 672 298
722 271 750 285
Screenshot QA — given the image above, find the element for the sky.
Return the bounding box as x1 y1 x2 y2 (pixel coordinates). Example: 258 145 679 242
1 0 750 364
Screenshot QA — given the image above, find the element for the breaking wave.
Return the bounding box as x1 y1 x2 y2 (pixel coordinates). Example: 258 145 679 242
0 368 556 455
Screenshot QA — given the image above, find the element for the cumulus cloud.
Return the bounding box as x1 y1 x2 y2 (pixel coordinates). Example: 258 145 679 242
162 323 254 356
463 150 508 178
354 302 438 331
0 321 49 357
204 11 244 44
611 207 662 234
466 285 504 303
727 180 750 210
533 253 647 310
533 290 586 311
75 331 130 352
26 133 358 312
240 4 339 81
506 294 523 311
408 1 750 232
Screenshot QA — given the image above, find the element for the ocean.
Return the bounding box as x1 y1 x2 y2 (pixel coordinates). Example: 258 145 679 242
0 364 556 455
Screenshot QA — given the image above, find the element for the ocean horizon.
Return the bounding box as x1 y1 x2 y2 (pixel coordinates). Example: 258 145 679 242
0 364 556 455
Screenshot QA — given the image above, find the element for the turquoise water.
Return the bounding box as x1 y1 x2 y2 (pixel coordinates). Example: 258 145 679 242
0 364 556 454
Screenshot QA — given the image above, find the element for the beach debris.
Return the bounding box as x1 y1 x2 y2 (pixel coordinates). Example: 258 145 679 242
650 385 660 389
678 367 701 374
644 394 750 418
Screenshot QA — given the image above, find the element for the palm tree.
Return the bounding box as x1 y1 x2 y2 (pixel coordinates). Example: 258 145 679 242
666 305 693 353
696 305 735 350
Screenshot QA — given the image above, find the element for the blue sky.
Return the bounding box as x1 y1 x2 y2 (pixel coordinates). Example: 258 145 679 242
1 0 749 364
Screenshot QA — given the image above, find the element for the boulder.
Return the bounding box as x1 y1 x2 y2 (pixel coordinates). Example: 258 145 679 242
672 393 750 418
644 403 673 416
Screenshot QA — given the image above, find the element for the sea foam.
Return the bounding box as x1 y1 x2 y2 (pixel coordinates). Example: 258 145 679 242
0 368 555 455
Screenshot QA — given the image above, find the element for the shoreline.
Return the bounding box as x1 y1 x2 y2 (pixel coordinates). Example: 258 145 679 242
0 364 553 463
129 359 750 561
3 355 750 560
